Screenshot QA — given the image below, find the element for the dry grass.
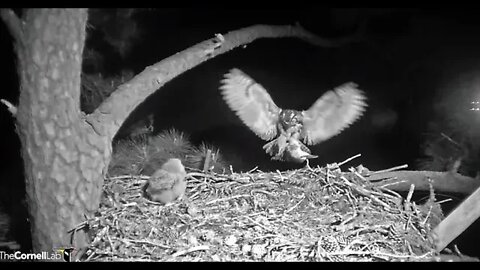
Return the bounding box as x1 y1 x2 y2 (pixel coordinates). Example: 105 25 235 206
82 155 449 262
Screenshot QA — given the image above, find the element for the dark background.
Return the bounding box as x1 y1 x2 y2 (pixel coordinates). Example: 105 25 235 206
1 8 479 257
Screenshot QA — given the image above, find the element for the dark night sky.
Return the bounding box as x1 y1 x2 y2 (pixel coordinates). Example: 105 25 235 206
1 8 480 256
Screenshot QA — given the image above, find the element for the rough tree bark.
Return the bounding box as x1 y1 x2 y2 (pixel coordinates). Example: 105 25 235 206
1 9 109 255
1 8 360 259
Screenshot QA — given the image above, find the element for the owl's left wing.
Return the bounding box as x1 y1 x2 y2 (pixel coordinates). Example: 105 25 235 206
301 82 367 145
220 68 281 141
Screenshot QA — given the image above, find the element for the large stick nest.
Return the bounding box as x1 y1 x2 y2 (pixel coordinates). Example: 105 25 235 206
83 158 448 262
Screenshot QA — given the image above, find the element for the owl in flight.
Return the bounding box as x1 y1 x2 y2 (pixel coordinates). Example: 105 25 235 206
219 68 367 166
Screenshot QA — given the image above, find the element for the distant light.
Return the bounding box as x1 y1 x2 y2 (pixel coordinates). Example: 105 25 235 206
469 100 480 111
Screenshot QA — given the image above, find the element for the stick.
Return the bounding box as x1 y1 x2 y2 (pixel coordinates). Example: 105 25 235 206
369 164 408 175
0 9 24 44
203 149 212 172
433 185 480 251
338 153 361 167
171 245 210 257
205 194 251 205
285 195 305 214
122 238 170 249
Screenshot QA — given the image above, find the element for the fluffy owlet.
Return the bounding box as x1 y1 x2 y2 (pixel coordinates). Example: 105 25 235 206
219 68 367 163
144 158 187 204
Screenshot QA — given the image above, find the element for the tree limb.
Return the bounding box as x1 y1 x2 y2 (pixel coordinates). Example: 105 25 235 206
294 21 365 48
0 98 17 116
367 170 479 195
433 185 480 252
0 8 24 44
85 24 359 142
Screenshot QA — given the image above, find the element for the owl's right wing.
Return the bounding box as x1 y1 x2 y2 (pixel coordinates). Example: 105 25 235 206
301 82 367 145
220 68 281 141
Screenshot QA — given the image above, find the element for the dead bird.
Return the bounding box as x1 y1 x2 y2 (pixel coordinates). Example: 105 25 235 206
266 133 318 169
220 68 367 163
144 158 187 204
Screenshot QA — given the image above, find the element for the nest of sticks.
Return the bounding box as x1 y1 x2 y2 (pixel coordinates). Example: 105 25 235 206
82 155 450 262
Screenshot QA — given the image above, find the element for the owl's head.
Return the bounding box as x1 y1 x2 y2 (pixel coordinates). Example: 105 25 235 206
161 158 186 175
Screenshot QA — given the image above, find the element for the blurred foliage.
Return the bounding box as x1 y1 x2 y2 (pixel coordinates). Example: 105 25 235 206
416 71 480 178
87 9 145 62
108 129 230 177
186 142 229 173
81 70 134 114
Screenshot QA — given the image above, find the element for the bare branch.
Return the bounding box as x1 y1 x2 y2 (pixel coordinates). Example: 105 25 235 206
294 22 364 48
1 98 17 116
0 9 24 44
368 170 479 194
85 24 358 141
433 185 480 251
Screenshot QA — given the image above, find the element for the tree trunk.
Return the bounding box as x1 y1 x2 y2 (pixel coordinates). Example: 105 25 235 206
1 8 359 259
3 9 109 255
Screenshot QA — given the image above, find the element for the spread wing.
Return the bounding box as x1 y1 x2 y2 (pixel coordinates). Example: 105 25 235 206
220 68 281 141
301 82 367 145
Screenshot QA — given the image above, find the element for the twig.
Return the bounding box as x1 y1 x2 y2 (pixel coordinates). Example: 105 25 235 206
121 238 171 249
341 176 391 210
203 149 212 172
353 171 366 181
319 250 432 259
205 194 251 205
440 132 461 148
106 175 150 181
250 189 275 197
453 245 463 256
436 198 453 204
84 250 96 262
68 213 92 235
377 186 403 199
407 184 415 202
378 179 407 188
422 205 433 226
0 9 24 45
171 245 210 257
369 164 408 175
338 154 361 167
106 227 115 253
276 170 285 181
0 99 17 116
245 216 272 232
285 194 305 214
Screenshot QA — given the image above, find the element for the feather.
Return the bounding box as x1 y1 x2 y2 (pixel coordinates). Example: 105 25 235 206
301 82 367 145
220 68 281 141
